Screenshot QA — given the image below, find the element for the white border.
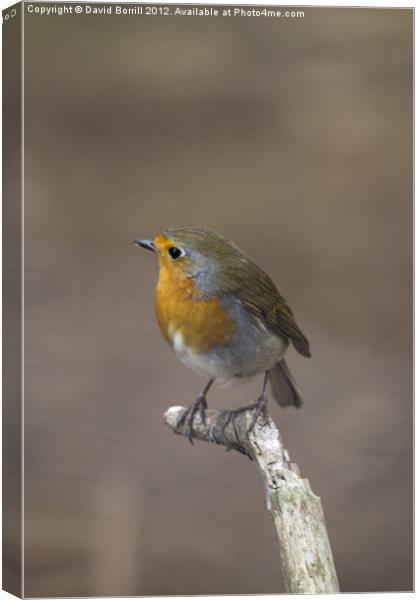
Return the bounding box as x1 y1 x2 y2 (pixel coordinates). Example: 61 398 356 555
0 1 415 600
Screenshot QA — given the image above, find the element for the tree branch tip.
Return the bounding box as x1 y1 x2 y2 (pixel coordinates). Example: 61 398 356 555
164 405 185 419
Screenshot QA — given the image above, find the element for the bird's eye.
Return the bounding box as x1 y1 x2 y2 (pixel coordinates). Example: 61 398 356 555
168 246 184 260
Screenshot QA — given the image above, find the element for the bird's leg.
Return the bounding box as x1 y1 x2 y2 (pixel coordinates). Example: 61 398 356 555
221 371 270 438
247 371 270 432
176 379 214 444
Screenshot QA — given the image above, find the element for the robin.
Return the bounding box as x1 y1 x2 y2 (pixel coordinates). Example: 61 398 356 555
135 226 310 441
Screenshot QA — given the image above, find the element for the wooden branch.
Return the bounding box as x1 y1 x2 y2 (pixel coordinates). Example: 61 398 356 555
164 406 340 594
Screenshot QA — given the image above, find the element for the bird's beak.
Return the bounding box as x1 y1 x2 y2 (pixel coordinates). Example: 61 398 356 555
134 239 156 252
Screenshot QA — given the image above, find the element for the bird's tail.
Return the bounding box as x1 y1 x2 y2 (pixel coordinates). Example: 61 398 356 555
269 359 304 408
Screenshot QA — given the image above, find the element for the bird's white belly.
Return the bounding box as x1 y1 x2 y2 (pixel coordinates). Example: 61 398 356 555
169 325 286 382
171 330 232 380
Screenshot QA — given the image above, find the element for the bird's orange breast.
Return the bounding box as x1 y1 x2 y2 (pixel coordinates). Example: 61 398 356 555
155 262 235 354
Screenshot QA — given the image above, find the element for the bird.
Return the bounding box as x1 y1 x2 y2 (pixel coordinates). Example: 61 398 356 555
134 226 310 441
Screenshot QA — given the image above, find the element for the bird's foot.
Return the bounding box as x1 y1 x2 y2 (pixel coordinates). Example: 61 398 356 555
247 393 269 432
221 394 270 442
176 394 208 445
217 411 252 458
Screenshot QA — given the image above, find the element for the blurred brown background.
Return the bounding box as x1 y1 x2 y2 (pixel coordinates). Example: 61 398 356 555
18 5 413 596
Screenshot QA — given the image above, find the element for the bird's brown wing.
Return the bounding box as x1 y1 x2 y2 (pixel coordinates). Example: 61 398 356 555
240 294 311 358
225 259 311 358
266 302 311 357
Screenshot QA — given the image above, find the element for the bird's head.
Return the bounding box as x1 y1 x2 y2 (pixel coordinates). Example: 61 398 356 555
134 226 244 293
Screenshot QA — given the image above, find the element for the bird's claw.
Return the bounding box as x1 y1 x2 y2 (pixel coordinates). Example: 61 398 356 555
220 394 269 441
214 409 251 459
247 394 269 433
176 394 208 444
